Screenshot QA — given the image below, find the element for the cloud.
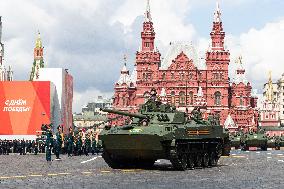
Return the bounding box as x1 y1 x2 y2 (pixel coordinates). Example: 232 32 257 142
1 0 284 113
226 19 284 92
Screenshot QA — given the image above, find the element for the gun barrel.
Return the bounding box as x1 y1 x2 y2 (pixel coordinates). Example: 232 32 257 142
101 108 148 119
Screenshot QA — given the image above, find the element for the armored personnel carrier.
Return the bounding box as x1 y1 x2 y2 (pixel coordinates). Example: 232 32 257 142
230 132 243 149
241 130 267 151
99 91 230 170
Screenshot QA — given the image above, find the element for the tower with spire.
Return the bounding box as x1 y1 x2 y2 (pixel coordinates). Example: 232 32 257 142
258 71 280 128
29 31 44 81
205 1 230 124
135 0 161 105
229 56 257 131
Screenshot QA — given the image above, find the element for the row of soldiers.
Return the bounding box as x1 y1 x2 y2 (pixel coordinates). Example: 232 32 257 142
44 124 101 161
0 139 45 155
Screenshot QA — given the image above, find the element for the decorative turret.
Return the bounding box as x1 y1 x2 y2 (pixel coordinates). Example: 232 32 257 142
141 0 155 52
266 71 274 102
116 55 132 86
232 56 248 85
210 1 225 51
29 31 44 81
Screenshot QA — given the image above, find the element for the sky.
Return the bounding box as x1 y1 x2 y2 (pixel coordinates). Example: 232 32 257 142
0 0 284 112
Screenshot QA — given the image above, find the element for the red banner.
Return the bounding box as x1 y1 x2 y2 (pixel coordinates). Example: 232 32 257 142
0 81 51 135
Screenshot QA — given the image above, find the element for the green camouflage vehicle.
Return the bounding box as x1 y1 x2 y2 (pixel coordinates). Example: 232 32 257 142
99 91 230 170
279 136 284 149
230 132 243 149
267 136 280 150
241 130 267 151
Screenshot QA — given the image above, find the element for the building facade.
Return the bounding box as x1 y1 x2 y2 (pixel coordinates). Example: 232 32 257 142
263 73 284 124
82 96 112 114
112 1 258 130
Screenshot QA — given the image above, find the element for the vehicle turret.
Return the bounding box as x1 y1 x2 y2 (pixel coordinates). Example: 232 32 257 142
101 108 148 120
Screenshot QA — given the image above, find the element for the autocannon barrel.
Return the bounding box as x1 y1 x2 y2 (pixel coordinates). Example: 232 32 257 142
101 108 148 119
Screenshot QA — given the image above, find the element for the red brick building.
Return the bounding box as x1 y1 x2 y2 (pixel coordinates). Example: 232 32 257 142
112 1 258 131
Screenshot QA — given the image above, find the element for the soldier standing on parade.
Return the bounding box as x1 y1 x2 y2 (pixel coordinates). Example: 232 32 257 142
55 125 63 160
76 131 83 156
67 127 74 157
84 133 91 156
33 140 38 155
0 140 2 155
20 139 26 155
45 124 53 162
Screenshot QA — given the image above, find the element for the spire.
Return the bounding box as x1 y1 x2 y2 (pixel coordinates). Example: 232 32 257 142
266 71 274 102
232 56 248 84
209 1 225 51
123 54 127 67
145 0 152 22
35 31 42 48
117 54 131 86
140 0 155 52
236 55 245 74
214 1 222 22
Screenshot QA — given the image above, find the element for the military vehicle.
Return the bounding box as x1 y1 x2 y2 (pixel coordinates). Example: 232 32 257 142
266 136 281 150
99 91 230 170
240 130 267 151
229 132 242 149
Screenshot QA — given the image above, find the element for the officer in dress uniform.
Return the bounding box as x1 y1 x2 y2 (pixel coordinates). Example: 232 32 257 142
45 124 53 162
55 125 63 160
67 127 74 157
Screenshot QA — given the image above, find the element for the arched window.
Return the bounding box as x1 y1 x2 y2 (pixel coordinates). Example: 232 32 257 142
171 91 175 105
189 73 193 80
180 73 184 80
122 97 126 106
214 91 221 105
143 73 147 81
240 95 243 106
171 73 174 80
162 73 166 80
179 91 185 106
189 92 193 105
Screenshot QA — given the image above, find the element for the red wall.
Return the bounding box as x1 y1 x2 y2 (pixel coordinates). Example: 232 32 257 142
0 81 50 135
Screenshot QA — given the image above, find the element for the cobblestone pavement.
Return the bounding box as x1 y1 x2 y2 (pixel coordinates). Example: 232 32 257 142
0 150 284 189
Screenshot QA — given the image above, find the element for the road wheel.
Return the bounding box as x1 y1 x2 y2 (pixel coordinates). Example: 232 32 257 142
203 153 209 168
187 154 195 170
178 154 188 171
209 152 218 167
261 145 267 151
195 153 202 168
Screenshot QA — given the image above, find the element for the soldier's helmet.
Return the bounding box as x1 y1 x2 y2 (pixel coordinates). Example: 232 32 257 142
150 88 157 96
